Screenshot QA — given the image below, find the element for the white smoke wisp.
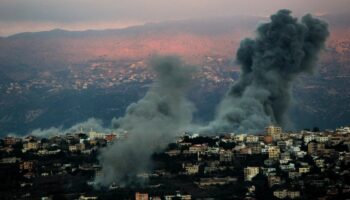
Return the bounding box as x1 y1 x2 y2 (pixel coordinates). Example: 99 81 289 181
29 118 110 138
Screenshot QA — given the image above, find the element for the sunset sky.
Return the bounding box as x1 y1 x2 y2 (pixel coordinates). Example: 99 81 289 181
0 0 349 36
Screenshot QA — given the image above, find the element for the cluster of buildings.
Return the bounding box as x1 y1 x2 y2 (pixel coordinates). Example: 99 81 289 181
1 56 236 95
2 130 123 156
0 60 153 94
0 130 126 199
1 125 350 199
155 125 350 199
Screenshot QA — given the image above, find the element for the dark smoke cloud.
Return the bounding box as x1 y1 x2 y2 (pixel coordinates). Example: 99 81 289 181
95 10 329 185
95 56 196 186
206 9 329 133
14 10 329 187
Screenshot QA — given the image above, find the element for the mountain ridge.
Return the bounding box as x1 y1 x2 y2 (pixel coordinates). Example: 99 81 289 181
0 14 349 134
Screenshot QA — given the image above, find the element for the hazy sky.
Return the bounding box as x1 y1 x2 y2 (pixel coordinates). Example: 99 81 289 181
0 0 349 36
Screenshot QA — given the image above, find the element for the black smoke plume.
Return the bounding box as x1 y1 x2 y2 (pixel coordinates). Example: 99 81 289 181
95 56 196 186
206 10 329 133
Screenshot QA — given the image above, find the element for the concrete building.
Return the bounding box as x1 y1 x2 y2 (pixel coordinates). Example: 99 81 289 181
273 190 301 199
4 137 18 146
105 134 117 142
304 134 316 144
268 176 281 187
189 144 207 154
234 134 246 143
288 171 301 179
249 144 262 154
315 135 329 143
307 142 325 155
196 177 237 187
265 126 282 135
135 192 149 200
164 192 191 200
246 135 259 143
23 141 40 151
219 150 233 162
299 167 310 174
244 167 259 181
88 131 105 140
184 164 199 175
20 161 34 171
268 146 281 159
265 125 282 141
79 195 98 200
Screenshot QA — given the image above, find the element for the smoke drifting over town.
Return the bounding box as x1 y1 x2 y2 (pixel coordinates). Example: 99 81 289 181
206 9 329 133
11 9 329 187
95 56 196 186
29 118 110 138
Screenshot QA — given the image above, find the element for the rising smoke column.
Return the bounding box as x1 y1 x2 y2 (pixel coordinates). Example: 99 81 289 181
207 10 329 133
96 56 196 186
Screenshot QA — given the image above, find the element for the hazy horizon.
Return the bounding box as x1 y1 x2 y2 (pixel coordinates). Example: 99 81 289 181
0 0 349 36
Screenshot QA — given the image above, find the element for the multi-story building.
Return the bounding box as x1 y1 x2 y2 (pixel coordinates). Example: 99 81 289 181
4 137 18 146
244 167 259 181
299 167 310 174
246 135 259 143
105 134 117 142
184 164 199 175
315 159 325 169
23 141 40 151
234 134 246 143
316 135 329 143
304 134 315 144
268 146 280 159
135 192 149 200
189 144 207 154
69 143 85 152
268 176 281 187
249 144 262 154
265 125 282 141
307 142 325 155
273 190 301 199
288 171 301 179
219 150 233 162
164 194 191 200
88 131 105 140
20 161 34 171
265 126 282 135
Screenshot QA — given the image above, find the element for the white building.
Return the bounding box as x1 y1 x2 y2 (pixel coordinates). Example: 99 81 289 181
234 134 247 142
303 134 315 144
315 135 329 143
246 135 259 143
88 131 105 140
